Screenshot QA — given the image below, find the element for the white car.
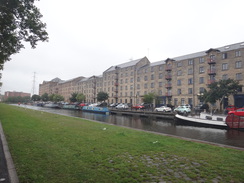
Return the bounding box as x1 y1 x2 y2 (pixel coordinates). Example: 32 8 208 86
154 106 172 112
115 103 129 109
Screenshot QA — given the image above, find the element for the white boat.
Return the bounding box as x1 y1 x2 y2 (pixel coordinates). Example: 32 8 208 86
175 112 227 129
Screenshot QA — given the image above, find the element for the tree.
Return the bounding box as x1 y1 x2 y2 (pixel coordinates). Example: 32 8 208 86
76 93 86 103
97 92 109 102
143 93 155 104
53 94 64 102
201 79 243 111
0 0 48 69
41 93 49 101
69 92 78 103
31 94 41 101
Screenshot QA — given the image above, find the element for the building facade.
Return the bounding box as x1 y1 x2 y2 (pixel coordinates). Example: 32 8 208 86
39 42 244 108
4 91 31 100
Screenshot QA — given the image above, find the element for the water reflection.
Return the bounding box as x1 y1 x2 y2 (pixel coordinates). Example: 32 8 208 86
19 105 244 148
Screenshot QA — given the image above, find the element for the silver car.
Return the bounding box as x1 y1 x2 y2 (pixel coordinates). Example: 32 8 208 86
154 106 172 112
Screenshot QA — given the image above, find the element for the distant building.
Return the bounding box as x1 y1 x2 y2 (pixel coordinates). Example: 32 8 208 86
4 91 31 100
39 41 244 109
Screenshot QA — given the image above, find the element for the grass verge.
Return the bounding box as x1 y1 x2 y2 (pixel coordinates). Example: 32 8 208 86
0 103 244 182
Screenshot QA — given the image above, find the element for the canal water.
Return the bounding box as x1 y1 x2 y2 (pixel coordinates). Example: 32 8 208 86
20 105 244 148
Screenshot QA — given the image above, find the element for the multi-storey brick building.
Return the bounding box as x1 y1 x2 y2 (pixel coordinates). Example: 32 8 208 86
4 91 31 100
39 41 244 109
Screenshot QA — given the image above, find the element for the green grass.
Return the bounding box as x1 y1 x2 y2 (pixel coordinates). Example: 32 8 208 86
0 103 244 182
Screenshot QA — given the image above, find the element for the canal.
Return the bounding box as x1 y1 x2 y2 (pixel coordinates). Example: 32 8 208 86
20 105 244 149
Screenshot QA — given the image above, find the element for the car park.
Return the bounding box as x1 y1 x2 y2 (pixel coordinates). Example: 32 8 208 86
154 106 172 112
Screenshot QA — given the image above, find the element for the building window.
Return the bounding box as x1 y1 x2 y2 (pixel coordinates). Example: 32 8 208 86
199 66 204 73
125 79 128 83
235 61 242 68
125 86 128 90
159 66 163 71
130 72 133 76
177 89 181 95
188 88 193 94
144 83 148 89
151 74 154 80
145 68 148 73
174 98 178 106
188 59 193 65
151 67 154 72
236 73 242 80
188 68 193 75
222 53 228 59
130 85 133 90
199 57 205 64
235 50 241 57
199 87 205 93
159 82 163 87
177 62 182 67
222 63 228 70
177 79 181 86
144 76 148 81
130 78 133 83
188 78 193 85
151 83 154 88
222 74 228 80
181 98 185 105
159 73 163 79
177 70 182 76
199 77 204 84
159 90 162 95
137 77 140 82
137 84 140 89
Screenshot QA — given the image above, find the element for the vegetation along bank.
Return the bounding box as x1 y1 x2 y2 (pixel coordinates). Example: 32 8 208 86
0 104 244 183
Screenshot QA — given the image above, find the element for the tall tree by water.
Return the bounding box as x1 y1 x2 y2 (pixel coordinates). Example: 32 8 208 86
0 0 48 69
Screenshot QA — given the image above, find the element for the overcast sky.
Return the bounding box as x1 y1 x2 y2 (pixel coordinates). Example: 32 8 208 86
1 0 244 95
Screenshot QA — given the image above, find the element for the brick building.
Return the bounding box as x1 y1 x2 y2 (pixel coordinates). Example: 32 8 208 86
4 91 31 100
39 41 244 109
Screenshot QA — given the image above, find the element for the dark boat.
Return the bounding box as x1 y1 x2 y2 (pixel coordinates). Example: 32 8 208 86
82 106 110 115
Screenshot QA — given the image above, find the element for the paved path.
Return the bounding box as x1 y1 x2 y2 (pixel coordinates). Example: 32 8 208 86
0 122 19 183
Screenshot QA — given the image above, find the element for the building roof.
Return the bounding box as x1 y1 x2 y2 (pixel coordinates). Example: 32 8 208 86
104 57 147 72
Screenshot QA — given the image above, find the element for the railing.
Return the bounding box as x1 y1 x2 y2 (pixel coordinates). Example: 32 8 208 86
165 83 172 88
207 79 216 84
165 74 172 80
165 65 172 71
207 68 216 75
207 58 216 64
165 92 172 96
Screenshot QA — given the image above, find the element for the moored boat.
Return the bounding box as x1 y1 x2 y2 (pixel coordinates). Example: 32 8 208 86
62 104 80 110
82 106 110 115
43 103 60 108
175 113 227 129
225 114 244 129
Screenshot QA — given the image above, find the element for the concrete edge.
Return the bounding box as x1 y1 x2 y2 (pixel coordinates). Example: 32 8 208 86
0 122 19 183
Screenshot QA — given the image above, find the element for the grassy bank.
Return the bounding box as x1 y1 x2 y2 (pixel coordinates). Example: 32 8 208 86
0 104 244 183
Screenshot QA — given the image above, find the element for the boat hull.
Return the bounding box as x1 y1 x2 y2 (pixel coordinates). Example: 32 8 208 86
62 104 80 110
175 114 227 129
225 114 244 129
82 106 110 115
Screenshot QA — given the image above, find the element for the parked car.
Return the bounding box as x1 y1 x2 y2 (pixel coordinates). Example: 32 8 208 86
228 108 244 116
115 103 129 109
154 106 172 112
132 104 144 110
110 103 118 107
174 106 191 114
141 103 152 109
